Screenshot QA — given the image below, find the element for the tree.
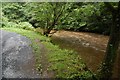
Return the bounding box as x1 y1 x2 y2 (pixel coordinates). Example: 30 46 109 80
99 2 120 79
2 2 26 23
25 2 75 36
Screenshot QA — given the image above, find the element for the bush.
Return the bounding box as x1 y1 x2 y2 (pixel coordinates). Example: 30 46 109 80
1 16 17 28
18 22 34 30
2 21 35 31
35 27 44 35
2 22 18 28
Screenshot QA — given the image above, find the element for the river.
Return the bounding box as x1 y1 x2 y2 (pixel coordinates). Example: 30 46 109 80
51 30 120 78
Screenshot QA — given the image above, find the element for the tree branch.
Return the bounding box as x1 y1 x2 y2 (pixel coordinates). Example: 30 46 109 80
55 4 66 23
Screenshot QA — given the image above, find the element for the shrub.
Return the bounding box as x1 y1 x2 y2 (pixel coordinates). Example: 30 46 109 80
2 22 18 28
35 27 44 35
18 22 34 30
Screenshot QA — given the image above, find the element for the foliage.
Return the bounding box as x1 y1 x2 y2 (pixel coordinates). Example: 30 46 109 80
2 8 34 30
24 2 76 35
2 22 18 28
18 22 34 30
22 2 112 35
2 2 27 23
2 2 114 35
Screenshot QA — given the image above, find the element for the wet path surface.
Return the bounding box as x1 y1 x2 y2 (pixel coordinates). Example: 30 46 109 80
51 30 120 78
0 30 40 78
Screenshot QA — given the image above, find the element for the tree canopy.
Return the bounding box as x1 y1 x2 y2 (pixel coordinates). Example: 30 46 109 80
2 2 114 35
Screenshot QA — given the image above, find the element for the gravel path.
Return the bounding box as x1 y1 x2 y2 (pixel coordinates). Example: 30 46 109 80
0 30 41 78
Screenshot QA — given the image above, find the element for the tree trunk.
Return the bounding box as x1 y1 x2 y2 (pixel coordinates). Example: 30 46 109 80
99 2 120 79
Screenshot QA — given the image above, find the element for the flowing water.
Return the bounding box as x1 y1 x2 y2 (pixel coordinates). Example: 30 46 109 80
51 30 120 78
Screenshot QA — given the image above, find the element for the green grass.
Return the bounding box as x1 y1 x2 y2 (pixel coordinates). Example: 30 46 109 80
43 42 93 78
2 28 93 79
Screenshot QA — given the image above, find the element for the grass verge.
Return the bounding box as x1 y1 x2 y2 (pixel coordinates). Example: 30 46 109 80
2 28 93 79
